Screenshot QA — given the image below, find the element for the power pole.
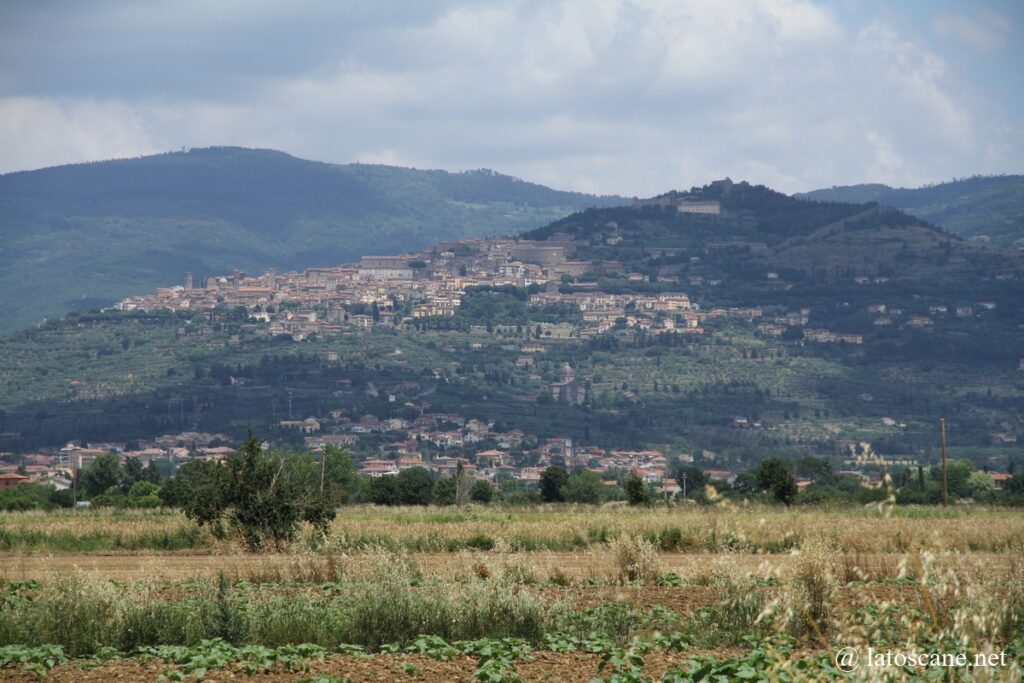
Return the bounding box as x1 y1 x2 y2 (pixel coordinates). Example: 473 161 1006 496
320 449 327 494
682 472 687 500
940 418 948 507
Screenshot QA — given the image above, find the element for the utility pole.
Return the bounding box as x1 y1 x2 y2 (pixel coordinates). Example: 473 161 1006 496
682 472 687 500
940 418 949 507
320 448 327 494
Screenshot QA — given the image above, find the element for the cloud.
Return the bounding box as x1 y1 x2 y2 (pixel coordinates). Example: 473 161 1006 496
932 9 1012 53
0 98 161 171
0 0 1020 194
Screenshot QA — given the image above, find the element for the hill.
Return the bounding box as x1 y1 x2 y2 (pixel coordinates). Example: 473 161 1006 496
796 175 1024 248
1 179 1022 464
524 179 1022 289
0 147 627 334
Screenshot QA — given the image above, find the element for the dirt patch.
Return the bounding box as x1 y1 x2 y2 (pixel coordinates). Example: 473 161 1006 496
0 648 798 683
0 654 475 682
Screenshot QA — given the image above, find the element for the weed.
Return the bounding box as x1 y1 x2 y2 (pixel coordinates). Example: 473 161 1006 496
609 535 662 584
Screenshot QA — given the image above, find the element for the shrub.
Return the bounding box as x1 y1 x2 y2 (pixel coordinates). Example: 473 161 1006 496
0 484 71 511
609 535 662 584
469 480 494 504
396 468 434 506
432 477 456 505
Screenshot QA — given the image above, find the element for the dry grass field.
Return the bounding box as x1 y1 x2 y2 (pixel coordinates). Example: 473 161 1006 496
1 504 1022 681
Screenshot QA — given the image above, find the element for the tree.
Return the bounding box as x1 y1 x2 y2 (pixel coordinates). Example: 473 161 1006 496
754 458 798 507
367 476 400 506
673 465 706 499
80 452 124 499
539 466 569 503
1006 471 1024 495
562 469 604 504
397 467 434 505
455 462 474 506
157 434 339 550
123 457 144 491
965 471 995 500
141 461 163 484
793 456 832 480
470 480 494 504
0 483 73 511
730 470 760 495
320 445 357 505
127 480 162 508
934 459 973 498
221 435 335 550
160 459 228 536
624 472 647 505
432 476 457 505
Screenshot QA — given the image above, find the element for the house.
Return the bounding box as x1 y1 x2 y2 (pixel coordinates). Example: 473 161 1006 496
196 446 236 461
397 455 425 471
429 457 473 477
279 418 321 434
475 449 506 467
0 473 29 490
989 472 1013 490
702 470 737 485
515 467 543 483
304 434 358 451
633 468 663 484
127 448 167 465
358 459 399 477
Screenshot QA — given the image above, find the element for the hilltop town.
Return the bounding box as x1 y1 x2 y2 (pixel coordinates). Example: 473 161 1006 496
4 204 1018 500
115 234 710 339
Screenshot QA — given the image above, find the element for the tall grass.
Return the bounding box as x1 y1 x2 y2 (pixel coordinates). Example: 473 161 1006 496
0 509 206 552
0 552 556 654
3 505 1024 554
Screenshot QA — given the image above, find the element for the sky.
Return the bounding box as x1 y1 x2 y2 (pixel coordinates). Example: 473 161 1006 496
0 0 1021 196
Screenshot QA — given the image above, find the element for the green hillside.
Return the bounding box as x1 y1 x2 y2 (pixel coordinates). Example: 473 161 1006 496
524 179 1021 288
0 147 626 334
1 180 1023 464
524 180 1024 367
797 175 1024 248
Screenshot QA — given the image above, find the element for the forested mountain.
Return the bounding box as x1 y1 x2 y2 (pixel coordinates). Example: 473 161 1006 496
0 147 627 333
525 179 1022 288
797 175 1024 248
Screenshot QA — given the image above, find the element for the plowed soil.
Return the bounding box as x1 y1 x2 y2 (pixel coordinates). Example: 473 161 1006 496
0 648 772 682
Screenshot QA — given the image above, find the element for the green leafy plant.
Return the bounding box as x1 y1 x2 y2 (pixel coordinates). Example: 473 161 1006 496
0 644 65 677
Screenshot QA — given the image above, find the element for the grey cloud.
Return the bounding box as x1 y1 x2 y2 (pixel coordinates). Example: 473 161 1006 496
0 0 1021 195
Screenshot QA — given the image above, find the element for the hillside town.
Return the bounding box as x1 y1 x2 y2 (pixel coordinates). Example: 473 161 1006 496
114 235 715 339
114 229 1006 350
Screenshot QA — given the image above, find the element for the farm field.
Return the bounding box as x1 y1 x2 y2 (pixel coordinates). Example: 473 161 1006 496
1 505 1023 681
